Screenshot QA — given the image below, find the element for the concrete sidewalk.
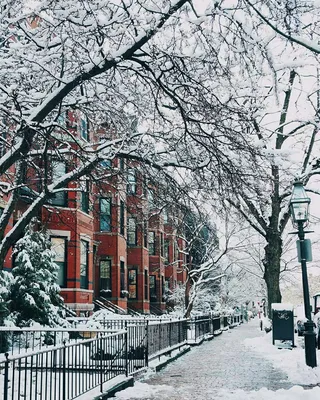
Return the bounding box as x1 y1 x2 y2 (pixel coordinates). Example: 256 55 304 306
113 318 294 399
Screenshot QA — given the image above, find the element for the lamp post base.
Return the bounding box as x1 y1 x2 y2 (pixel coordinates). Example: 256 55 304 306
304 320 317 368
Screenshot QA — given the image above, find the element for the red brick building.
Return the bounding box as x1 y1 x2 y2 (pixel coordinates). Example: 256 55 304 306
0 111 188 315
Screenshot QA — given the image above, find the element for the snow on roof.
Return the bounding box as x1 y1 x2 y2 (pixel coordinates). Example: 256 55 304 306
271 303 293 311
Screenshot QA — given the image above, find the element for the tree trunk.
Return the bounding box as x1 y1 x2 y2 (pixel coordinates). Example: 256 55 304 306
184 278 192 318
263 231 282 318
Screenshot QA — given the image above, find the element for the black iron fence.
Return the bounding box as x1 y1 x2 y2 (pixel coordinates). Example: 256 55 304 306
147 319 187 360
0 314 243 399
1 330 128 400
0 327 114 356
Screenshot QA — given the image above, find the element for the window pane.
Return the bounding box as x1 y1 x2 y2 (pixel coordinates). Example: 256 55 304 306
50 237 66 287
120 261 126 293
144 270 148 300
127 169 136 194
148 232 155 255
150 275 156 300
128 269 137 299
100 260 111 279
100 216 111 231
50 160 67 206
127 218 136 245
55 261 65 287
51 237 65 263
80 241 88 270
120 201 125 235
100 260 111 294
80 240 88 289
100 198 111 232
100 198 111 214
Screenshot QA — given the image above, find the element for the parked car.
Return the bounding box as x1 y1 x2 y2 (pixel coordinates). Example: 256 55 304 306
294 305 306 336
296 318 306 336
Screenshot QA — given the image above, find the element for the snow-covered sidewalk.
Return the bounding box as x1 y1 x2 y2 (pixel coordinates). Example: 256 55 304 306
109 317 320 400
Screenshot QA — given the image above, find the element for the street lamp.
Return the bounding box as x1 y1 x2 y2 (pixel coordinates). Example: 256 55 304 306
290 180 317 368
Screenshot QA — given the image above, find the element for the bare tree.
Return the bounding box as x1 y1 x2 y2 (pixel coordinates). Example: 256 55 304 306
0 0 270 266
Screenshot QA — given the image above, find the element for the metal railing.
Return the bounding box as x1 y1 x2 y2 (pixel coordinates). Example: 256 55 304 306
0 314 242 399
147 319 188 360
0 327 113 356
0 319 188 400
1 330 127 400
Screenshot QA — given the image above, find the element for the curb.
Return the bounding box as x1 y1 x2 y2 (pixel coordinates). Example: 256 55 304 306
93 377 134 399
155 346 191 372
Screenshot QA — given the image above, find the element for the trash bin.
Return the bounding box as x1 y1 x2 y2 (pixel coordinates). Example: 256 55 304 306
272 303 294 346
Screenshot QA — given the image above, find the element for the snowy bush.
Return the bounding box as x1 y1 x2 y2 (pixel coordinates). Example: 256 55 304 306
0 271 14 352
9 227 66 328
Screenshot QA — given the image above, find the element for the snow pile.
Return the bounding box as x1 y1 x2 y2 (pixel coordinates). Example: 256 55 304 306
216 386 320 400
244 333 320 385
114 382 174 399
272 303 293 311
113 383 320 400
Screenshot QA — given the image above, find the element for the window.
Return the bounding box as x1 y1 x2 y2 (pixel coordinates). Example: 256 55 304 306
175 241 179 261
127 218 137 246
80 240 89 289
120 261 126 295
100 259 111 297
100 159 111 168
51 237 67 287
50 160 67 206
143 220 148 248
100 198 111 231
148 189 154 208
144 270 148 300
80 180 89 213
0 131 7 157
57 111 66 127
127 169 136 194
128 268 137 299
162 208 169 224
149 275 156 301
164 239 170 264
161 275 165 302
120 201 125 235
79 112 89 141
165 278 170 295
148 231 155 255
119 158 125 171
160 233 164 257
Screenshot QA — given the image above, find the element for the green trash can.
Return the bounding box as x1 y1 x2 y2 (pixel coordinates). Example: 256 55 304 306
272 303 294 347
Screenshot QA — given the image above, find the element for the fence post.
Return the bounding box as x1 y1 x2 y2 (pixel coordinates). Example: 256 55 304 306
125 322 128 377
169 319 172 348
3 353 9 400
159 320 161 360
62 341 66 400
145 320 149 368
100 334 103 393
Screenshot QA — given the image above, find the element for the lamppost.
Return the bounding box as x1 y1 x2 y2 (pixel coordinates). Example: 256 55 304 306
290 181 317 368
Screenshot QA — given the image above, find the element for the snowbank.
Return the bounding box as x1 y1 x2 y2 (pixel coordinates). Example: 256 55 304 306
215 386 320 400
244 333 320 385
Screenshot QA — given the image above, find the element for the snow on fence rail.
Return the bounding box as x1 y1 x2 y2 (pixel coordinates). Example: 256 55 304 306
1 330 128 400
0 326 116 357
0 314 242 399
